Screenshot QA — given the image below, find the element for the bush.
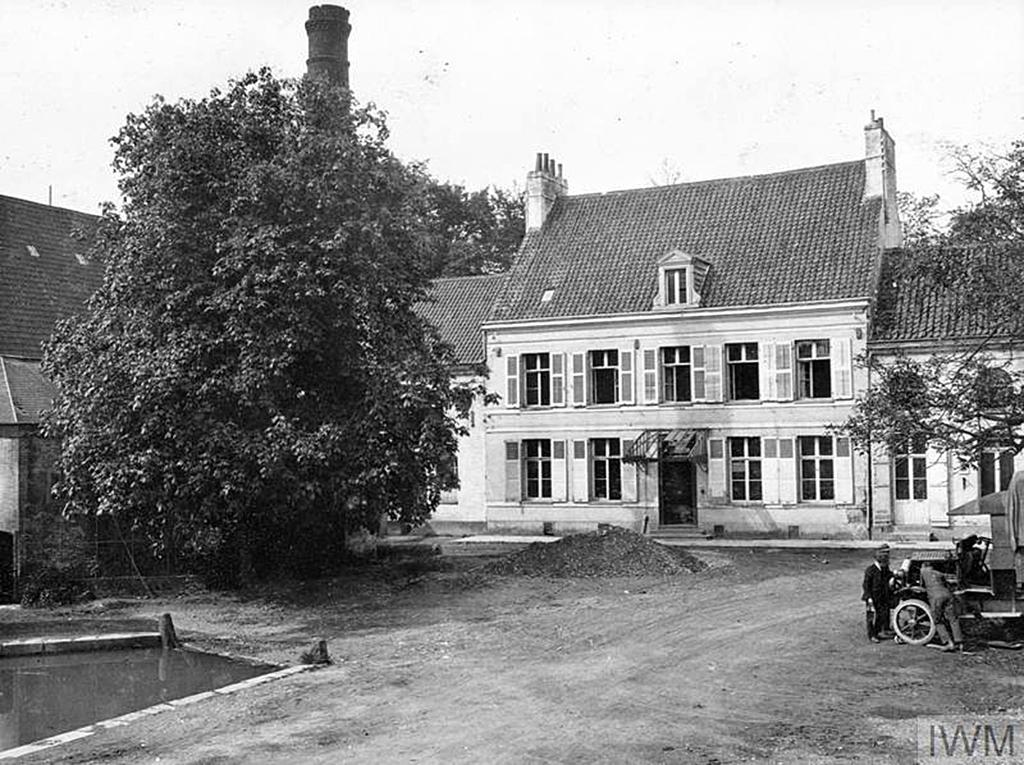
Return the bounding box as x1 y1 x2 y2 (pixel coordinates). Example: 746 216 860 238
19 566 94 608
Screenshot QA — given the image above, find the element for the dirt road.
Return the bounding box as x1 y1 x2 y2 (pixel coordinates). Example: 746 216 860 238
12 549 1024 764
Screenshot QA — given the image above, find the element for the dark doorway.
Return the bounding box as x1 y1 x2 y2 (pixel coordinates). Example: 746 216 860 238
0 531 13 604
660 461 697 526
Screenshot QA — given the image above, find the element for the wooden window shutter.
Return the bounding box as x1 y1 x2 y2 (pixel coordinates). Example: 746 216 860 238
833 436 854 503
708 437 726 499
619 348 634 405
704 345 723 402
571 439 589 501
551 439 568 501
642 348 659 404
504 441 521 501
620 438 637 502
692 346 707 401
777 437 797 504
831 337 853 399
761 437 780 504
551 353 566 407
505 355 519 408
760 342 777 402
775 343 793 401
570 353 587 407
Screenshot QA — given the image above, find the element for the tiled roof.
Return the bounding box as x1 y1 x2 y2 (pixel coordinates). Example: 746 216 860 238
493 160 882 320
871 245 1023 344
416 274 505 366
0 194 103 358
0 357 55 424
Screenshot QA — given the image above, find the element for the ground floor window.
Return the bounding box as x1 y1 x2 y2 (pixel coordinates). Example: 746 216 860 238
729 437 762 500
799 436 834 501
894 436 927 500
591 438 622 500
523 439 552 499
980 448 1014 497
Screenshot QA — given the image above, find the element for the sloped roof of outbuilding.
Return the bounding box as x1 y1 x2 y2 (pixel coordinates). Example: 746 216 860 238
492 159 882 321
0 357 56 424
871 244 1024 345
416 273 506 367
0 194 103 358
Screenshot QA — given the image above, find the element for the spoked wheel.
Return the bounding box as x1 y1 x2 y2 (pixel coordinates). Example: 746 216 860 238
893 598 936 645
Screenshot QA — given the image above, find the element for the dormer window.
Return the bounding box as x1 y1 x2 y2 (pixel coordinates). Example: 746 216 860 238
654 249 709 308
664 268 688 305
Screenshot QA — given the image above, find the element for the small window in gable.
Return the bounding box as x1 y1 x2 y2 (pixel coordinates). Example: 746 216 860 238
655 250 709 308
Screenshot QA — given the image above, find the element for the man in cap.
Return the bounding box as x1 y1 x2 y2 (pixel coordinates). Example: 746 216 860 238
862 544 894 642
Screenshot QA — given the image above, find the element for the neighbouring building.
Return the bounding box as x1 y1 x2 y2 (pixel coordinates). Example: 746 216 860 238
868 245 1024 540
0 194 102 598
422 115 903 539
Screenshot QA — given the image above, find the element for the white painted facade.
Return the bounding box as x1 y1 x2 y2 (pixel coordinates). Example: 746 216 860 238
474 300 872 538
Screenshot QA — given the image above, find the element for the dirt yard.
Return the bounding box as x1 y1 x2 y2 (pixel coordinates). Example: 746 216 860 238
6 544 1024 764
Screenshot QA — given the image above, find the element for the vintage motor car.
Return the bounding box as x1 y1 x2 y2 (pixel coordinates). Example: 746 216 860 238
891 486 1023 645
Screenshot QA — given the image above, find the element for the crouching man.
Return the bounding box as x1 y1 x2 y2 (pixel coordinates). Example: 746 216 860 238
862 544 894 643
921 562 964 652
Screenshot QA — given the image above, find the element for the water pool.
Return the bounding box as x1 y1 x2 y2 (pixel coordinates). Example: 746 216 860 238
0 647 276 752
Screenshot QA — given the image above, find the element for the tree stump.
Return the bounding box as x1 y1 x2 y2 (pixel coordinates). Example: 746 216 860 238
160 612 180 650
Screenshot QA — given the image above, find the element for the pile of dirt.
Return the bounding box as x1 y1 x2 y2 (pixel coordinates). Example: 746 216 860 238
484 527 708 577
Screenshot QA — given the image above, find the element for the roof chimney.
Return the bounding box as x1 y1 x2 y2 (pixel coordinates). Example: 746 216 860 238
526 152 569 232
305 5 351 87
863 112 901 247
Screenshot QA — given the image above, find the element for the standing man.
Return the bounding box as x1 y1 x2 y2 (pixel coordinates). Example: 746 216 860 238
862 544 894 643
921 562 964 652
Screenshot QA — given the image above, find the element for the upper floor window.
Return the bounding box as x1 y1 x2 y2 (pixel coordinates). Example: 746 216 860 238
664 268 688 305
523 439 552 499
894 436 927 500
590 349 620 404
980 448 1014 497
523 353 551 407
729 437 762 501
726 343 759 401
796 340 832 399
591 438 622 500
799 436 834 501
661 346 692 402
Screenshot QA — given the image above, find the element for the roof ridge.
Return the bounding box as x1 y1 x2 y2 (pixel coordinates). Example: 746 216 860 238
565 158 863 200
430 273 508 285
0 193 102 220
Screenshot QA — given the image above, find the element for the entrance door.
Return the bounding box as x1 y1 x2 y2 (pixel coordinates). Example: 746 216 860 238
660 460 697 525
0 531 13 604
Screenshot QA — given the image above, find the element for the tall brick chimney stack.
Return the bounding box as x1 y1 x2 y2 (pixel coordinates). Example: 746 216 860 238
863 111 902 247
525 153 568 232
305 5 351 87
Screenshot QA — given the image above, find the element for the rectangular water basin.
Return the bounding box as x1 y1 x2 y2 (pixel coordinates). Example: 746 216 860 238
0 647 277 753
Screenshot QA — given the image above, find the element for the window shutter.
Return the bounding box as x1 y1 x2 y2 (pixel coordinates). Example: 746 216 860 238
552 439 568 501
642 349 659 404
760 342 777 402
775 343 793 401
571 353 587 407
761 437 780 504
505 355 519 408
927 448 946 525
571 439 589 501
504 441 521 502
551 353 566 407
872 443 893 526
831 336 853 399
704 345 723 402
620 439 638 502
778 437 797 504
708 437 726 499
692 346 707 401
833 436 854 504
620 348 634 404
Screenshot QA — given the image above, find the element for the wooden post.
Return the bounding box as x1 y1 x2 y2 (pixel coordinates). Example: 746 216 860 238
160 612 180 650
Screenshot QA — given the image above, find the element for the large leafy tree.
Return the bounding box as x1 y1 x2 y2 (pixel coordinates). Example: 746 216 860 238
844 136 1024 464
43 69 475 581
424 181 524 277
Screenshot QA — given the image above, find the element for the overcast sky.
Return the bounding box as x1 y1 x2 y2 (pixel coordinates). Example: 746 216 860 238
2 0 1023 215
